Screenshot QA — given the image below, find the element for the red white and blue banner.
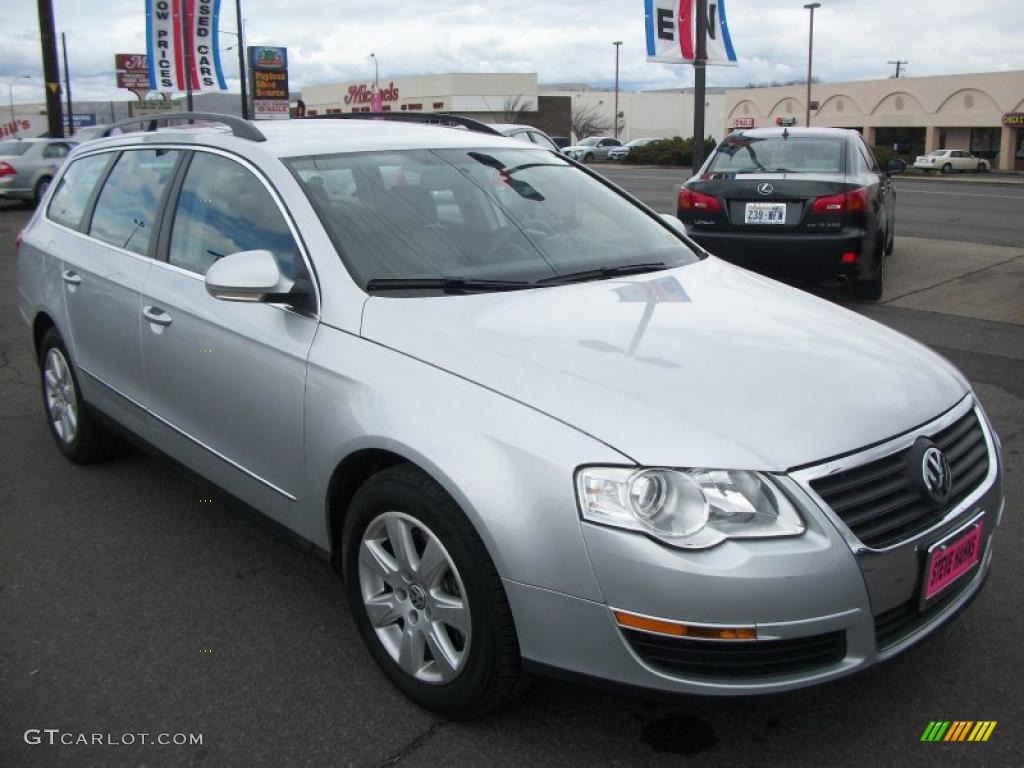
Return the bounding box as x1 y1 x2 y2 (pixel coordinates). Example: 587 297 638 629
145 0 228 93
644 0 738 66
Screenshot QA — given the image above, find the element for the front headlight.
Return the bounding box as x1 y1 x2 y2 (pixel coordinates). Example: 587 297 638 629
576 466 804 549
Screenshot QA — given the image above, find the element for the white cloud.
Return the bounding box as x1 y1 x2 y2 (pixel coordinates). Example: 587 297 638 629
3 0 1022 104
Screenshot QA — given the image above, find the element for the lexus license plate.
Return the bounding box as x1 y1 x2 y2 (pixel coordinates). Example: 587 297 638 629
744 202 786 225
923 519 983 604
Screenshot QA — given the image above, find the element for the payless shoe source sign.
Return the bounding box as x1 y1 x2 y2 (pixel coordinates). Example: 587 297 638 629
249 46 289 120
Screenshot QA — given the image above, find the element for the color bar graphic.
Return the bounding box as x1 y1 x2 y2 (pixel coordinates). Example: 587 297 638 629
921 721 996 742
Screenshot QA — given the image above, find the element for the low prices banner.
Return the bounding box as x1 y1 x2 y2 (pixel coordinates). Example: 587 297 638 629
145 0 227 92
644 0 738 66
249 46 289 120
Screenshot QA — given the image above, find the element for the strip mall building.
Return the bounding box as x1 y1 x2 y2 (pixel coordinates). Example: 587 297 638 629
724 70 1024 171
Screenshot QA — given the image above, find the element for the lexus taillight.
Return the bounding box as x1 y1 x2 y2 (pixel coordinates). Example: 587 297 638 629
678 187 721 212
0 162 16 177
810 187 867 214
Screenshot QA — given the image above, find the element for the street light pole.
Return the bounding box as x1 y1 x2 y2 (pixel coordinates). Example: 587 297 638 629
804 2 821 127
8 75 31 137
613 41 622 140
370 53 379 87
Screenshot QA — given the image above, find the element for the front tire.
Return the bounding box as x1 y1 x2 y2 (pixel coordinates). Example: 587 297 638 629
343 464 523 717
584 152 595 163
39 328 120 463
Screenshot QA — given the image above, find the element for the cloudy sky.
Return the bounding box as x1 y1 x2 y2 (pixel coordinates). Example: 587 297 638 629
3 0 1023 105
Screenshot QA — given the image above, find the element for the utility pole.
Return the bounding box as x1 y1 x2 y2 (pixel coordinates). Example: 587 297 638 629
804 2 821 127
692 0 708 172
180 0 194 111
36 0 64 137
613 41 622 140
888 60 907 79
61 33 73 136
370 53 379 87
235 0 248 118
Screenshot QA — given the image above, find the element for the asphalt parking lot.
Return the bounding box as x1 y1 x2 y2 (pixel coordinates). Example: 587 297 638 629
1 189 1022 767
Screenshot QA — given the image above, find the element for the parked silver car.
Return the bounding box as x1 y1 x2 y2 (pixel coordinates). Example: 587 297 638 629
0 137 77 204
607 137 659 161
489 123 563 153
562 136 622 162
16 114 1004 716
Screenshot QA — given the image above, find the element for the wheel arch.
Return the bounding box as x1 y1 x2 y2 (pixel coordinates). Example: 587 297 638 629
32 311 57 362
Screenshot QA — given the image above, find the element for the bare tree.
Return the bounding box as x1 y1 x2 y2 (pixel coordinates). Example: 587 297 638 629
571 103 611 141
498 94 536 124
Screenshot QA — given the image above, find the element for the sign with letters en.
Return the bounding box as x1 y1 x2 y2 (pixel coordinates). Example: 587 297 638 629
145 0 227 93
644 0 738 66
250 46 290 120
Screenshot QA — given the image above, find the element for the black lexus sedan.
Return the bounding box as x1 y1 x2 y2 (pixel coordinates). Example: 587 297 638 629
677 127 906 300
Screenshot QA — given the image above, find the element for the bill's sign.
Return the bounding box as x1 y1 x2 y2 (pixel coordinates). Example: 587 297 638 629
644 0 738 66
145 0 227 92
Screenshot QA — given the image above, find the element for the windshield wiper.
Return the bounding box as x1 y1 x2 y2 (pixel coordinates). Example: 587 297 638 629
536 262 667 285
365 277 533 294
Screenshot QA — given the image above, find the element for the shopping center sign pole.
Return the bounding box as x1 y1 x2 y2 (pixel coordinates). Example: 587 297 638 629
692 0 708 172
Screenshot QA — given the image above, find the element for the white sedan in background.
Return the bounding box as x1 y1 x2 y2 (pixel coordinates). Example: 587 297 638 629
607 138 659 161
913 149 990 173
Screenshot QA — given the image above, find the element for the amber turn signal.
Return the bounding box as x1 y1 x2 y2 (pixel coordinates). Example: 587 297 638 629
613 610 756 641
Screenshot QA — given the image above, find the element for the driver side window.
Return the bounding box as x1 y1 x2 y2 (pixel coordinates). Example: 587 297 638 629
168 152 301 278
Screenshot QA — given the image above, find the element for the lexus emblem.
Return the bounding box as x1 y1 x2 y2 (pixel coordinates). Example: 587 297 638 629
921 446 952 504
757 183 774 195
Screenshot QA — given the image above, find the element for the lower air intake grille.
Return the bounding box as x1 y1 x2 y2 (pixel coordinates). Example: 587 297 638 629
624 629 846 679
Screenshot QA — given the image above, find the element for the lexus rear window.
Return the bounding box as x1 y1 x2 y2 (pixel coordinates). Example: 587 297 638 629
708 137 846 174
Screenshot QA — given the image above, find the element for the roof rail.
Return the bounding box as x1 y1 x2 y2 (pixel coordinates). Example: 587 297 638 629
304 112 503 136
100 112 266 142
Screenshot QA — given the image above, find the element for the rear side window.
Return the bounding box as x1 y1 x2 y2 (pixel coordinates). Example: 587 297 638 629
89 149 180 256
168 152 300 277
47 153 112 230
42 142 73 159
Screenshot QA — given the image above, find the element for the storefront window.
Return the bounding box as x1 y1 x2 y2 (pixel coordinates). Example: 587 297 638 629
970 128 999 159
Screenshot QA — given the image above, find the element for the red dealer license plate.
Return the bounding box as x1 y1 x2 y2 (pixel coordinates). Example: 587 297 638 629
923 520 983 603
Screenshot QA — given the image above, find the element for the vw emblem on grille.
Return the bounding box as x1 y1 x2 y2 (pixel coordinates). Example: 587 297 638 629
757 183 774 195
921 446 952 504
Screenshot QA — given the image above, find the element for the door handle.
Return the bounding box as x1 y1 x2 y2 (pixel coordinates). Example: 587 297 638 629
142 305 173 327
61 269 82 286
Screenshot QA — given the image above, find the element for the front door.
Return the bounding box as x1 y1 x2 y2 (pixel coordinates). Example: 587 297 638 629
141 151 318 526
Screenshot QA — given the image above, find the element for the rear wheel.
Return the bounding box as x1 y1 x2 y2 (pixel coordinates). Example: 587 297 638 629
343 464 523 717
584 152 595 163
33 176 52 206
941 163 953 174
39 328 120 463
853 242 885 301
884 221 895 256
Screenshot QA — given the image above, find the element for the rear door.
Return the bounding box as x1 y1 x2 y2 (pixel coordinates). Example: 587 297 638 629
141 150 318 524
56 148 181 435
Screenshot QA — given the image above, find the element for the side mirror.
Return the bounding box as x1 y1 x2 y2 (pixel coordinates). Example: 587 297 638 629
886 158 906 175
659 213 687 233
205 250 302 304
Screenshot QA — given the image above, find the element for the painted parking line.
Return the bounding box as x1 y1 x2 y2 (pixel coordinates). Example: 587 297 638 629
897 188 1024 200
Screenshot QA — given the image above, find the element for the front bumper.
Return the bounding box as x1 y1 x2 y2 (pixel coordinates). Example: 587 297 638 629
684 226 872 282
510 397 1003 696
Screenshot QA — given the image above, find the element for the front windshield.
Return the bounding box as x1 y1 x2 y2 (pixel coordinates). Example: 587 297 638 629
627 138 653 147
578 137 601 146
707 136 846 174
286 148 698 288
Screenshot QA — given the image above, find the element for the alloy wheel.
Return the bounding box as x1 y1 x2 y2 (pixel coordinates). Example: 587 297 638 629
44 348 78 443
358 511 471 684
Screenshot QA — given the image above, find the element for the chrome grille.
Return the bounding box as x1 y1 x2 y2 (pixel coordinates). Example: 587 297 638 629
810 409 989 549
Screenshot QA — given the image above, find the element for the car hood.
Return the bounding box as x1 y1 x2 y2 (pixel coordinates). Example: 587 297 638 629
360 258 969 470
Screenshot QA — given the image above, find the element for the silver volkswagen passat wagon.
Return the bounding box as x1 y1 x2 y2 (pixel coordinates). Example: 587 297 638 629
15 113 1004 716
